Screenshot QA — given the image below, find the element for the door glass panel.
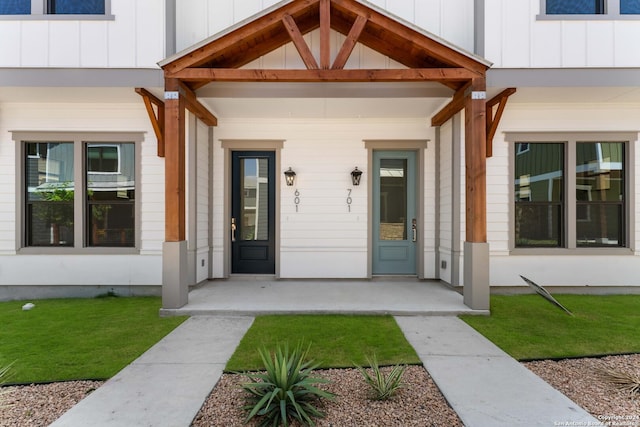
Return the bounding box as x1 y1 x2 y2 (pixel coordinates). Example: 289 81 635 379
379 159 407 241
241 158 269 241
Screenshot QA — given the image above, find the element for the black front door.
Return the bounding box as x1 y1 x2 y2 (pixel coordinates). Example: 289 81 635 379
231 151 275 274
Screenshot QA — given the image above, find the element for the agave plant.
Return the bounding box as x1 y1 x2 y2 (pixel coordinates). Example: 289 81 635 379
356 354 406 400
241 342 335 427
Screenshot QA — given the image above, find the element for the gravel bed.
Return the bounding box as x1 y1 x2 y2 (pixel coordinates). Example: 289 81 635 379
0 381 102 427
2 356 640 426
192 366 463 427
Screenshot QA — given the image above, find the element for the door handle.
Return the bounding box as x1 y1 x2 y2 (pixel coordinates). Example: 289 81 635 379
412 218 417 242
231 217 236 242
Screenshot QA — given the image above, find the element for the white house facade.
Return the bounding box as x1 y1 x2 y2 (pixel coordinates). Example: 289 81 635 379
1 0 639 310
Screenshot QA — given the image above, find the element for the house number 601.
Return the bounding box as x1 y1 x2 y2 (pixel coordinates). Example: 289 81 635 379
294 190 300 212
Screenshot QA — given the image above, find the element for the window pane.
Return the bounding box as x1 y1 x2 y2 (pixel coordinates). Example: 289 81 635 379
576 142 624 247
25 142 75 246
546 0 604 14
0 0 30 14
379 159 407 241
621 0 640 14
240 158 268 241
49 0 104 14
515 204 563 247
86 143 135 247
576 204 623 246
514 143 564 247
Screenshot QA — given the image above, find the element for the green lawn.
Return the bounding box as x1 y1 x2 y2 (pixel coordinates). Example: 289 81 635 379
0 297 187 384
460 294 640 360
226 315 421 372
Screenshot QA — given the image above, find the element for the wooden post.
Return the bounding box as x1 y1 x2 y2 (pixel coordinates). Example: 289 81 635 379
164 78 186 242
464 77 487 243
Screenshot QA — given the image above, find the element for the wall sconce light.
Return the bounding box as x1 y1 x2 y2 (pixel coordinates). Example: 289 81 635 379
351 167 363 186
284 167 296 186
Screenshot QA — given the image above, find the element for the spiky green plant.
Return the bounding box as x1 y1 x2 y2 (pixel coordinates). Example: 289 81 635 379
0 362 14 409
356 354 406 400
240 342 335 427
596 366 640 396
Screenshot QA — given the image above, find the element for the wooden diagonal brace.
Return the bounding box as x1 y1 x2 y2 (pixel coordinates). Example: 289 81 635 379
485 88 516 157
282 14 319 70
177 82 218 127
135 88 165 157
332 15 367 70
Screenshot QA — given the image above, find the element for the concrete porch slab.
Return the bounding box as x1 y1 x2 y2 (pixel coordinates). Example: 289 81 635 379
160 278 488 316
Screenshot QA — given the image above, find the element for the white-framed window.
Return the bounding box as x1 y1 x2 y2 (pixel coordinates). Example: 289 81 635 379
507 132 635 252
14 132 141 251
539 0 640 19
0 0 112 19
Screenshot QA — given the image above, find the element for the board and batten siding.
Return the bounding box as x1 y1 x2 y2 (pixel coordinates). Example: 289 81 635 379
0 101 165 286
484 0 640 68
487 102 640 287
175 0 475 55
211 117 436 279
0 0 164 68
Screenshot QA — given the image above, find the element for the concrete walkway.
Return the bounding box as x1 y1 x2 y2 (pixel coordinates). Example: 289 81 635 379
396 316 598 427
50 316 254 427
51 313 599 426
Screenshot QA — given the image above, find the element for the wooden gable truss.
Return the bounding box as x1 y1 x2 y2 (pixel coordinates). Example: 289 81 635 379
145 0 513 253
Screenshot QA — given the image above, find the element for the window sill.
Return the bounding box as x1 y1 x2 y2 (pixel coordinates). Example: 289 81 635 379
536 14 640 21
510 247 634 256
0 14 115 21
17 247 139 255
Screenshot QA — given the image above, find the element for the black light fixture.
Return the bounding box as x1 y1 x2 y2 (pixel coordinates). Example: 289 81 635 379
284 167 296 186
351 167 363 186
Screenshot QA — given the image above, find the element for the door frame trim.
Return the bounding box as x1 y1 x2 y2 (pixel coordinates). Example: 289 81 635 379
221 140 284 278
365 140 428 279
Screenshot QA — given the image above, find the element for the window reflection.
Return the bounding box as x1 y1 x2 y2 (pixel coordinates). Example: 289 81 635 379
514 143 563 247
241 158 269 241
379 159 407 241
25 142 75 246
87 143 135 247
576 142 624 247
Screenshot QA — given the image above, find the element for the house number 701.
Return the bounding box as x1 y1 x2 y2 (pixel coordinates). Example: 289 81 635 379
346 189 352 212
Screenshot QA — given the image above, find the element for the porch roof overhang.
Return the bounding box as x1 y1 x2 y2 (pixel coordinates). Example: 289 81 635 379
150 0 508 251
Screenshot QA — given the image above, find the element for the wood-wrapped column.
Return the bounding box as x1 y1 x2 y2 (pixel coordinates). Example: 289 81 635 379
162 78 188 309
463 77 490 311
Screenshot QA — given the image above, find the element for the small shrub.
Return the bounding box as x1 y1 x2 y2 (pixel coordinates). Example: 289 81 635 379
240 342 335 427
597 366 640 396
356 354 406 400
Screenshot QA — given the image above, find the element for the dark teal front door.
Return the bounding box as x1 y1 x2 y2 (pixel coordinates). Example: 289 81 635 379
231 151 275 274
372 150 417 275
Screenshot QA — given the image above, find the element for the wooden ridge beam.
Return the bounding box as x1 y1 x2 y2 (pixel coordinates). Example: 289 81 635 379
282 14 319 70
167 67 480 83
135 87 165 157
332 15 367 70
485 88 516 157
177 82 218 127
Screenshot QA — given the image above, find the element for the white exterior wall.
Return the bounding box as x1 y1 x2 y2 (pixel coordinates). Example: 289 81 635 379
488 102 640 287
211 116 436 279
484 0 640 68
0 0 164 68
175 0 475 54
0 101 164 287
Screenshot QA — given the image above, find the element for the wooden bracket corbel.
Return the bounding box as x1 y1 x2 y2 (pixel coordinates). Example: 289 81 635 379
135 88 165 157
485 88 516 158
